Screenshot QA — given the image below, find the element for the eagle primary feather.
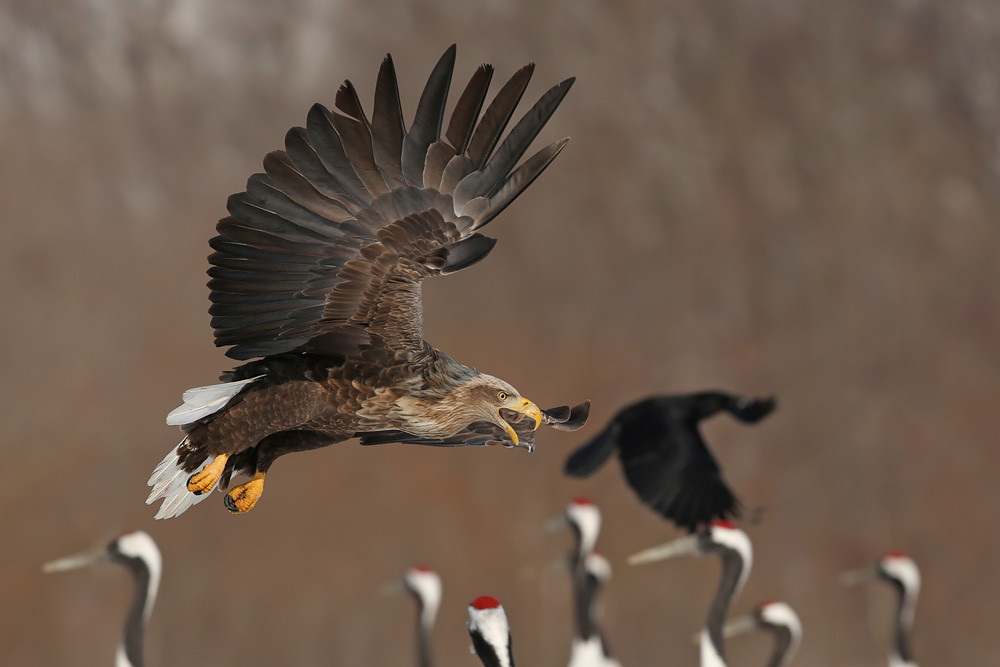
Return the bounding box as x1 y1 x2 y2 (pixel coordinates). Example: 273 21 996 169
147 46 586 518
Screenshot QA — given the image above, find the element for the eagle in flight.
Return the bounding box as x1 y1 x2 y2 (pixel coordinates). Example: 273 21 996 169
147 45 589 519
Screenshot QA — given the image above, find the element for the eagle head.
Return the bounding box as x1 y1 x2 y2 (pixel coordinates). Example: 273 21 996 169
461 374 542 447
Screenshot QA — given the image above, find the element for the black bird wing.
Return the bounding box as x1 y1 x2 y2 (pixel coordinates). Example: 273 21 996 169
616 423 739 533
564 420 620 476
564 392 775 532
207 46 574 361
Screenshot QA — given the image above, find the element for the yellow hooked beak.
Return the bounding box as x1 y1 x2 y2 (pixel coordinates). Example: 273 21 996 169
499 397 542 445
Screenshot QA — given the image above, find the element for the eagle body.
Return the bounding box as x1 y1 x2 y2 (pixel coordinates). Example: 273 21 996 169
147 46 589 519
177 348 490 470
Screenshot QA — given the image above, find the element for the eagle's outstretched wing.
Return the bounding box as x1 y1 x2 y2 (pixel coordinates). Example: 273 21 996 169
207 45 574 361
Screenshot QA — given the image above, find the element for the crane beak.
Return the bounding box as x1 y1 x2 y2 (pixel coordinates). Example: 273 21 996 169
839 566 879 586
379 579 406 598
545 514 569 532
43 548 107 573
721 613 758 639
692 614 756 645
628 534 700 565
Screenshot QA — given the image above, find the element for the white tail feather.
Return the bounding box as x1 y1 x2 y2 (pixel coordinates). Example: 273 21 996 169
166 375 264 426
146 442 214 519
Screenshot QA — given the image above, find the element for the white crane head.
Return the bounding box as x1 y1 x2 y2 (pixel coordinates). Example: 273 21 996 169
403 564 442 629
45 531 159 571
44 531 162 667
841 550 921 667
628 520 753 591
876 551 922 636
467 595 514 667
629 520 754 667
841 550 921 600
722 599 802 636
877 551 921 597
548 497 602 557
757 600 802 636
721 600 802 665
44 531 162 620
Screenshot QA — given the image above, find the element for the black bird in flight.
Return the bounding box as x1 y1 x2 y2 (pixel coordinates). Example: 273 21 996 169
564 391 776 532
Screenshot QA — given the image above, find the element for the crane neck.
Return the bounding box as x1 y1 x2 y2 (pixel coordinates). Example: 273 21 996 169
570 552 618 664
118 560 153 667
415 615 433 667
763 625 795 667
702 550 748 667
570 557 598 641
407 577 439 667
891 579 918 666
470 632 514 667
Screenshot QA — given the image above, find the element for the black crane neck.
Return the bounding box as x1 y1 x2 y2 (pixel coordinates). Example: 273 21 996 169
413 596 433 667
569 551 617 661
470 630 514 667
121 559 151 667
417 605 434 667
415 620 433 667
763 624 794 667
889 578 916 664
406 589 434 667
704 550 746 664
571 562 601 641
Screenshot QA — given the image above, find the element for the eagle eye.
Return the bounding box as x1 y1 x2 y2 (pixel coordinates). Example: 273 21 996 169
497 391 508 402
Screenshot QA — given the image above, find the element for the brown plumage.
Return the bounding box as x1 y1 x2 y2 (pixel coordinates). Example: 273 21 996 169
146 46 588 519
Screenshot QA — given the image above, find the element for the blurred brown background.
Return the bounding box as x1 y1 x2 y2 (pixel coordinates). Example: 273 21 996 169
3 0 999 664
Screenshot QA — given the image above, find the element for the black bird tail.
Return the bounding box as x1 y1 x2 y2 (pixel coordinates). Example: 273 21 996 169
564 422 620 477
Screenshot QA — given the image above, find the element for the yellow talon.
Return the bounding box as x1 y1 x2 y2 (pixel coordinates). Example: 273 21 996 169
186 454 228 495
225 472 265 514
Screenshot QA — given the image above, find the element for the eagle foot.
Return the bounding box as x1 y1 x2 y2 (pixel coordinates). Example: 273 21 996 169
224 472 265 514
186 454 229 495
